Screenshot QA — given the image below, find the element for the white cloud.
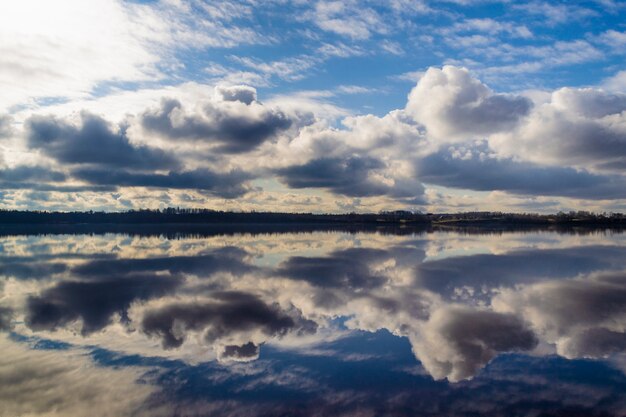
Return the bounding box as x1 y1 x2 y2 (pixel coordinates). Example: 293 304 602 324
410 306 537 382
493 271 626 360
305 1 389 40
0 0 267 113
405 66 532 140
603 71 626 93
490 87 626 171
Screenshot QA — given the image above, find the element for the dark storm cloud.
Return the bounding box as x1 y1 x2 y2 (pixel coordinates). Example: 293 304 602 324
416 147 626 199
413 306 538 382
277 156 424 200
277 248 390 289
71 167 252 198
141 97 293 153
73 247 253 278
26 274 183 335
141 291 317 349
26 112 179 169
416 245 626 301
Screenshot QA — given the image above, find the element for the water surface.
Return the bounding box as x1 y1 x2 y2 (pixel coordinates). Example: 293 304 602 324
1 227 625 416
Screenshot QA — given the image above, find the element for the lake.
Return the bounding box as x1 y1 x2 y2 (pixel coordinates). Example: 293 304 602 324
1 226 625 416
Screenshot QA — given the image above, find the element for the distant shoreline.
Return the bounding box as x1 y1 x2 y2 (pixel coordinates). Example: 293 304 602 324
1 208 625 226
1 209 625 237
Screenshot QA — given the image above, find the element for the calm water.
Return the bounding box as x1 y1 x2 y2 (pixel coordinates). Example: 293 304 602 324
1 227 625 416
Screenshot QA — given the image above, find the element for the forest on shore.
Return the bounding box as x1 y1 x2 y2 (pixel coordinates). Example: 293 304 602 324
1 208 625 226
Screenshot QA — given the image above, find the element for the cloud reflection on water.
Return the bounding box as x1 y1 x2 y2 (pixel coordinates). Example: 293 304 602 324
0 228 625 415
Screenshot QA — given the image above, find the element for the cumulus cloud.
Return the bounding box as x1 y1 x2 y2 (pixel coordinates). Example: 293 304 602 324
490 87 626 171
410 306 538 382
4 227 626 385
416 144 626 199
406 66 532 140
5 64 626 211
26 112 179 169
71 167 253 198
73 247 253 278
140 95 294 153
26 273 183 335
277 156 425 201
0 166 66 183
494 271 626 359
141 291 317 354
0 165 122 193
278 248 390 290
603 70 626 92
0 258 67 280
215 85 257 105
0 114 13 138
417 245 626 302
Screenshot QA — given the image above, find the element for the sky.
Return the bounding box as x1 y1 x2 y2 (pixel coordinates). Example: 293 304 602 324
1 0 626 213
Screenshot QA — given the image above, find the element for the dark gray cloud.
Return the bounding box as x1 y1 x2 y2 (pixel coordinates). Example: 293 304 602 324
26 274 184 335
0 182 116 192
416 147 626 199
141 98 293 153
26 112 179 169
277 156 425 200
221 342 260 360
412 306 538 382
141 291 317 349
0 166 65 183
71 167 253 198
0 166 74 192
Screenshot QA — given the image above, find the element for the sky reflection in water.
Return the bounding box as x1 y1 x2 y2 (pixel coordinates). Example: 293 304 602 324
1 228 626 416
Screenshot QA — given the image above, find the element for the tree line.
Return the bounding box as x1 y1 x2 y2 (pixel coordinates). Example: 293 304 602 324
0 208 624 225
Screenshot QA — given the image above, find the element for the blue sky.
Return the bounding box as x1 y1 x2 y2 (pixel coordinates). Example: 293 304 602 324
1 0 626 213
